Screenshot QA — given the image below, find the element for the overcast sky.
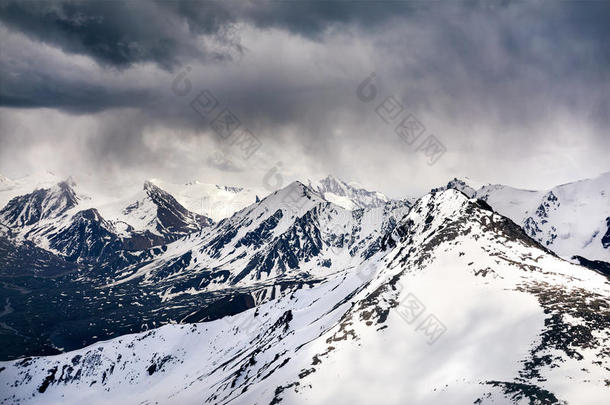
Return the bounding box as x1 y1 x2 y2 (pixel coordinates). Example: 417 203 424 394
1 0 609 197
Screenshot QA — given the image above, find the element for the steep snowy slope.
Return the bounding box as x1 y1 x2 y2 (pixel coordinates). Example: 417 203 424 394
439 173 610 262
0 181 410 361
2 190 608 404
0 178 78 228
0 172 63 209
95 181 213 239
0 179 213 262
308 175 393 210
105 181 410 290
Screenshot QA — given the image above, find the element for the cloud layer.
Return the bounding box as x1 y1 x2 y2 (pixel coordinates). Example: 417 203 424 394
1 0 609 197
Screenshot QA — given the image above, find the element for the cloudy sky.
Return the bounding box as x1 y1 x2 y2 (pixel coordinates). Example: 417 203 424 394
1 0 609 197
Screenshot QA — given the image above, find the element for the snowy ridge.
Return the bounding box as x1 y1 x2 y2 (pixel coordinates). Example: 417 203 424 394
439 173 610 262
0 178 213 262
0 178 410 361
308 175 393 210
1 189 608 404
0 171 64 208
0 178 78 228
105 181 411 290
148 178 263 222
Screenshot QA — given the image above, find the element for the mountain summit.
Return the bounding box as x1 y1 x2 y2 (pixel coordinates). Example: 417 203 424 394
308 175 390 210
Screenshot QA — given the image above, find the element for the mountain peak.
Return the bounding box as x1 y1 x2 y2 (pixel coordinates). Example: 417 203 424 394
265 181 324 207
56 177 77 194
308 175 389 210
0 179 79 227
387 187 549 263
143 180 159 193
430 177 477 198
245 180 328 224
319 174 344 186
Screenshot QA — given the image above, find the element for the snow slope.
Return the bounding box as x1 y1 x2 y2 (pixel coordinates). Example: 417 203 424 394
2 190 608 404
0 172 64 209
104 181 411 290
0 178 212 263
439 173 610 262
308 175 394 210
149 178 263 222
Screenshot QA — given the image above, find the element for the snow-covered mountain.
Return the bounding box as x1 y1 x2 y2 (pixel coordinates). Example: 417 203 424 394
0 171 64 208
0 178 213 264
437 173 610 263
0 179 410 361
105 181 410 289
0 178 79 228
96 180 213 239
2 189 608 404
308 175 394 210
148 178 263 222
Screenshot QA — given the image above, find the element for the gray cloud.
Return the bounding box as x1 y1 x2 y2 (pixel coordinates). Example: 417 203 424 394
0 0 415 71
0 0 233 69
0 0 609 196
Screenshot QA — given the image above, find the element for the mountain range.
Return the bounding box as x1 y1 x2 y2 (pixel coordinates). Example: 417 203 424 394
435 174 610 264
0 171 608 404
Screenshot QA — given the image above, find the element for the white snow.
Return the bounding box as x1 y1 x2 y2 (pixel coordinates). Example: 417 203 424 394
2 188 608 405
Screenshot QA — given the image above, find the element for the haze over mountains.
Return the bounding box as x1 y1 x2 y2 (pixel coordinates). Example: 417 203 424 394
0 171 608 404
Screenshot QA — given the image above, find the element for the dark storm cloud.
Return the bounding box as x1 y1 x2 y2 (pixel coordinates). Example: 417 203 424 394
0 0 413 71
0 0 609 194
0 68 152 113
0 0 228 69
1 0 608 117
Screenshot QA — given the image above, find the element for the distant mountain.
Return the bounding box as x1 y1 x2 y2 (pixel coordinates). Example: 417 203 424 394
0 179 410 360
0 178 78 228
148 178 263 221
308 175 393 210
437 172 610 263
0 178 213 264
0 174 14 192
3 189 608 404
0 171 67 208
107 181 411 290
110 180 213 239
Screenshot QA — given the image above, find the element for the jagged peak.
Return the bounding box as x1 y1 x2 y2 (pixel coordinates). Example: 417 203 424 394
32 177 78 205
142 180 178 203
278 180 322 200
143 180 159 192
313 175 363 193
318 174 345 187
308 175 390 210
257 180 326 216
0 177 80 227
416 188 471 211
393 188 553 259
430 177 477 198
403 188 494 233
54 177 77 195
68 208 116 231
